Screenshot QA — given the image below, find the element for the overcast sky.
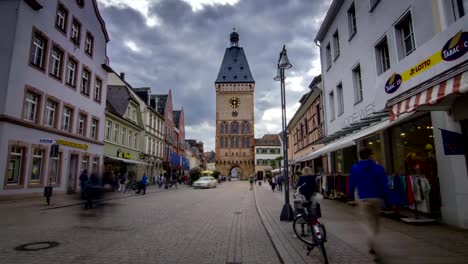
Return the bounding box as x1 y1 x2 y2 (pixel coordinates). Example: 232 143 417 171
97 0 331 152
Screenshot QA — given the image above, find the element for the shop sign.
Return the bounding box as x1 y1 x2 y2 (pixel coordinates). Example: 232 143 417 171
441 31 468 61
116 149 132 159
56 139 88 151
384 31 467 93
384 73 402 94
39 139 53 144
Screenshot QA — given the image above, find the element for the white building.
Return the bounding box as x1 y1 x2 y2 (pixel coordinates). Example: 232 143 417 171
0 0 109 195
107 72 165 179
255 134 282 179
313 0 467 228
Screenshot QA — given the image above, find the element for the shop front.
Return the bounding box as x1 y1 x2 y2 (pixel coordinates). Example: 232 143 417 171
103 147 150 185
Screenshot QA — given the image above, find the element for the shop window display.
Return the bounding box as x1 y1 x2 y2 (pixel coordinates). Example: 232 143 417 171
390 115 440 214
359 134 383 166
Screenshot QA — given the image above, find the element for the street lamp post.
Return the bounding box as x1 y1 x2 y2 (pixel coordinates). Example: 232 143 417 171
274 45 295 221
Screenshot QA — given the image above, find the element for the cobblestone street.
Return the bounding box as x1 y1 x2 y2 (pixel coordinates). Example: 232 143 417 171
0 182 279 264
2 181 468 264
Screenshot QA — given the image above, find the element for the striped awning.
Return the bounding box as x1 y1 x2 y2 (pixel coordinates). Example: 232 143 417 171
389 71 468 121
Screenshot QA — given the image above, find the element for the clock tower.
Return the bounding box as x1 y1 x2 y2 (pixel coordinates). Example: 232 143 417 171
215 30 255 180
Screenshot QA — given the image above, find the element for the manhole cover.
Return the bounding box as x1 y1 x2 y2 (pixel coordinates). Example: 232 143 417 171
14 241 60 251
234 212 242 214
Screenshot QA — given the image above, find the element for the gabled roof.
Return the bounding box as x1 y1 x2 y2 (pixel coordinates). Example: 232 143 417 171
173 110 181 128
132 87 151 105
203 151 216 163
106 85 139 117
150 94 168 116
215 47 254 84
255 134 281 146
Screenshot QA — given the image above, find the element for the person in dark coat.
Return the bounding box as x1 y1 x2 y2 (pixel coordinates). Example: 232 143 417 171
296 167 318 201
79 169 89 198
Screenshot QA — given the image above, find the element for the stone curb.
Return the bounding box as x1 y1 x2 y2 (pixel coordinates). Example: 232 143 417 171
253 186 294 264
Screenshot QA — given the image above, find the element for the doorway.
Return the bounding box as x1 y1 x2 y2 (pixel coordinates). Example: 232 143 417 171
230 167 240 180
67 154 79 194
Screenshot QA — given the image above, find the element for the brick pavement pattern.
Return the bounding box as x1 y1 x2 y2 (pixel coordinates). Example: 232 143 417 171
0 183 280 264
254 182 468 264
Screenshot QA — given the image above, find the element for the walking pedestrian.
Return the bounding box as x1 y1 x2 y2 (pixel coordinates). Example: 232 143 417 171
349 147 389 260
270 175 277 192
118 173 126 192
136 174 148 195
79 169 89 199
277 174 284 192
249 175 254 190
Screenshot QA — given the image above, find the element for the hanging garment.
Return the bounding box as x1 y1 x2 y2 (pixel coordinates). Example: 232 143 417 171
405 175 416 205
321 175 328 193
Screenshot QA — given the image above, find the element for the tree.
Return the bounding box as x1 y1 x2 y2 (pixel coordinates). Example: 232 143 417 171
270 160 277 169
189 167 202 184
212 170 221 179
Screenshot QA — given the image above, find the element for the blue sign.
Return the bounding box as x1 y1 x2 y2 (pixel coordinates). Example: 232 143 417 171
40 139 54 144
441 129 465 155
385 73 402 94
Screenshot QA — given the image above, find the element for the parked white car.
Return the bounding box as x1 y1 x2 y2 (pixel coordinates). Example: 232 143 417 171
193 176 217 189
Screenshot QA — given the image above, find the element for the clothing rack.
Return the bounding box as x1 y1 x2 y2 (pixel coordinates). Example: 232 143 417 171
400 175 435 224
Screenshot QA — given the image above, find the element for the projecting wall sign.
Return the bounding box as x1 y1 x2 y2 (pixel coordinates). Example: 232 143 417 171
385 31 467 94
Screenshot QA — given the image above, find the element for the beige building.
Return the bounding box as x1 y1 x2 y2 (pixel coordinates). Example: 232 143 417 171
215 31 255 180
255 134 282 180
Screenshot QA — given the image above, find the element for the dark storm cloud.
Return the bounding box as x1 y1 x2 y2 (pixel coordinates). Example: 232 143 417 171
98 0 330 150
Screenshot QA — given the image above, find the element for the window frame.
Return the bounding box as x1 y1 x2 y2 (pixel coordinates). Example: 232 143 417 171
29 27 49 73
55 2 69 34
4 143 28 188
106 120 112 141
85 31 94 57
65 55 79 89
369 0 381 12
62 103 74 133
43 97 60 128
395 11 416 59
93 75 102 103
333 30 340 60
352 64 364 104
48 42 65 81
29 146 47 187
91 117 99 140
70 17 82 47
325 43 332 70
22 86 43 124
329 91 335 121
336 83 344 116
375 36 391 75
80 65 91 97
347 2 357 40
77 112 87 137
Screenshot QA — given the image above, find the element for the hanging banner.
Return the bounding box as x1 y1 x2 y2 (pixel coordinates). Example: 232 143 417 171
440 129 465 155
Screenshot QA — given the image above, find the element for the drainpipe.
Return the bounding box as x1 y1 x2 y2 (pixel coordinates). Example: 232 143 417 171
313 40 327 140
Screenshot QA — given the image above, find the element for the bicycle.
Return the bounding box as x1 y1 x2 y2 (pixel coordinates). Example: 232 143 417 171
292 183 329 264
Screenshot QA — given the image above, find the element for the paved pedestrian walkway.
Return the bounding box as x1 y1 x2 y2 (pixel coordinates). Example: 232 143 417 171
254 183 468 264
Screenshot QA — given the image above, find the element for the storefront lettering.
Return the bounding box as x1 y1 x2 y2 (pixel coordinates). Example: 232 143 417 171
441 31 467 61
56 139 88 151
116 149 132 159
342 104 375 127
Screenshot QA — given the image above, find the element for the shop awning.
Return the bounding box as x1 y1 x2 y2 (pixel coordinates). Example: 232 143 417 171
295 118 394 163
388 70 468 121
104 155 151 165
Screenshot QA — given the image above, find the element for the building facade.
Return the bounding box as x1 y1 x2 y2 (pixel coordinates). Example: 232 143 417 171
204 151 216 171
0 0 109 195
107 71 165 179
255 134 282 180
314 0 467 228
287 75 326 174
215 31 255 180
104 84 146 181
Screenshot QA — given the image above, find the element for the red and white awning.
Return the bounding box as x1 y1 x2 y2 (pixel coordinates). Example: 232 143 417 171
389 71 468 121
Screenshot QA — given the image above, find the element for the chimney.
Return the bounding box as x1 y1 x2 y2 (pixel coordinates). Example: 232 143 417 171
120 72 125 80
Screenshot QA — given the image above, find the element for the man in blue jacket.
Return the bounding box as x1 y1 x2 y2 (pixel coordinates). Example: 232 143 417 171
349 147 388 258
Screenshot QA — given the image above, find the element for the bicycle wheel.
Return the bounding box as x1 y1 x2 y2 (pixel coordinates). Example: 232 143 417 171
312 224 329 264
293 215 314 245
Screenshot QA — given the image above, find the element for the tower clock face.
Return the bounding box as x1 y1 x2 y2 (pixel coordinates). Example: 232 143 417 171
229 97 240 109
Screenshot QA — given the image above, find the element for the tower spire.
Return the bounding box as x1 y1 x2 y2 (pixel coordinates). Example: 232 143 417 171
230 28 239 47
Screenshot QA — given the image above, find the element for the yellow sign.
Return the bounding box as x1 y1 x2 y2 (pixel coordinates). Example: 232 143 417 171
56 140 88 151
401 51 443 82
123 152 132 159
